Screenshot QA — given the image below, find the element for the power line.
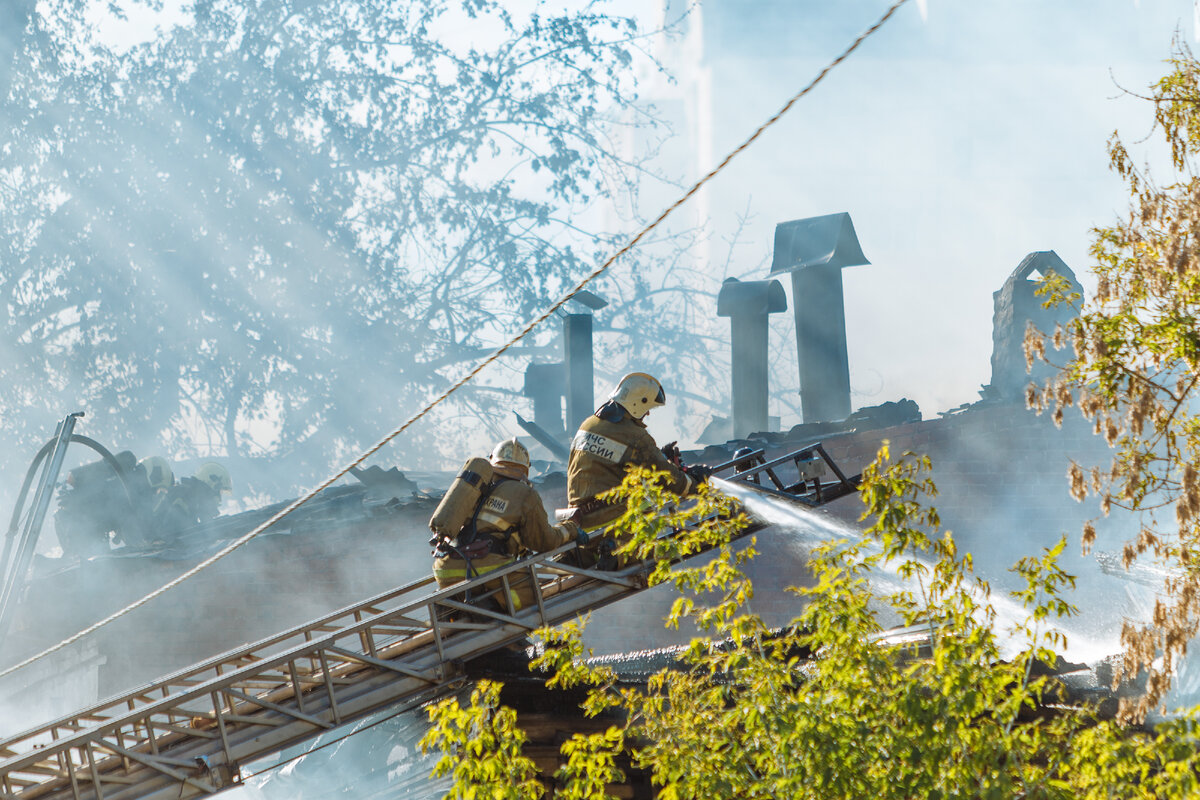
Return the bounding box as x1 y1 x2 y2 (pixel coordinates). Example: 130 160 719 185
0 0 911 683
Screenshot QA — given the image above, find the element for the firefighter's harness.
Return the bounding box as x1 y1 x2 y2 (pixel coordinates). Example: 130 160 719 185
430 475 514 597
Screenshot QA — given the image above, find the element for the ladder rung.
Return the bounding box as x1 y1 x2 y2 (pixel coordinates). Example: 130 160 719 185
161 677 205 688
84 772 139 786
218 714 284 727
147 721 218 739
227 680 291 690
10 764 64 778
365 625 427 636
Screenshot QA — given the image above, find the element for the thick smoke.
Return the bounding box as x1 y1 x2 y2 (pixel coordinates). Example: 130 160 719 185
2 0 1199 791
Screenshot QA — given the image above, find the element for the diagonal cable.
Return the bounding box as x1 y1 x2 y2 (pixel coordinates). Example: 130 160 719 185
0 0 911 683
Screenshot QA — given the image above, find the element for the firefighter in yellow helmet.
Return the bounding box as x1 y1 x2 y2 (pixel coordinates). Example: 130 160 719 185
140 456 175 495
567 372 710 565
431 438 581 614
159 461 231 540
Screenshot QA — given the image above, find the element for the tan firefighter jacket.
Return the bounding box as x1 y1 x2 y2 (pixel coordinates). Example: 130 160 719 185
567 405 694 529
471 475 574 556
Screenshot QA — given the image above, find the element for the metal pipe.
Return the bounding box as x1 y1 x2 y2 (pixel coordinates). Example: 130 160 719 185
0 412 83 645
563 313 594 433
717 278 787 439
0 439 56 587
769 213 869 424
730 312 771 437
792 266 851 423
522 362 565 436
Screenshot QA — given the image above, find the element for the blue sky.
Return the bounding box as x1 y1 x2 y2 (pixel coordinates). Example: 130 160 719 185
655 0 1199 423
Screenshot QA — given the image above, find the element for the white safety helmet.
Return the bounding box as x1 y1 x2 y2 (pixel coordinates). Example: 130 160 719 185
195 462 233 494
139 456 174 492
610 372 666 420
490 438 531 474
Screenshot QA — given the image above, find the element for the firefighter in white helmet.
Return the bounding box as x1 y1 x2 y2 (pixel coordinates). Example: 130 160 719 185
432 438 582 613
566 372 710 565
158 462 231 541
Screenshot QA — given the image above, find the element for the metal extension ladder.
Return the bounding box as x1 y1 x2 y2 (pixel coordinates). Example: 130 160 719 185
0 443 859 800
0 414 83 646
0 414 155 648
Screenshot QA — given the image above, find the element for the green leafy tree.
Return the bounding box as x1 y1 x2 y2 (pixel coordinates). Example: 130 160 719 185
0 0 717 492
423 451 1200 799
1027 40 1200 720
422 679 546 800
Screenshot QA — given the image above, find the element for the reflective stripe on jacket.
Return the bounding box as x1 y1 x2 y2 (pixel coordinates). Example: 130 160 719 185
432 551 525 610
567 407 693 529
470 475 574 555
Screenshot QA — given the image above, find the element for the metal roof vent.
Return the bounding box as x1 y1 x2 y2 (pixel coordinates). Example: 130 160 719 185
770 213 870 423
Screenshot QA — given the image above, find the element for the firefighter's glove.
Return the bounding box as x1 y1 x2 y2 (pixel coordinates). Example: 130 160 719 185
661 441 681 466
685 464 713 483
575 528 591 547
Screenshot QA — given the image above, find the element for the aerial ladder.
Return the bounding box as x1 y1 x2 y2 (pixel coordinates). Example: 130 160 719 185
0 414 159 647
0 444 858 800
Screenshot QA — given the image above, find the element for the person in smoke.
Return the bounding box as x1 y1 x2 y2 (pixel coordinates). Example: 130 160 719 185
431 439 582 613
54 452 175 557
157 462 232 541
54 450 144 558
137 455 175 524
566 372 710 568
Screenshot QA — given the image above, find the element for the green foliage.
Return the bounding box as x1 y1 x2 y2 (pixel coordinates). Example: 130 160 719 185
1028 39 1200 719
420 679 545 799
424 451 1200 798
554 728 626 800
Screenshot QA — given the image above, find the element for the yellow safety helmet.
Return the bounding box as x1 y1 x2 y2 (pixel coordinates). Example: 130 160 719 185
195 462 232 494
610 372 666 420
138 456 174 492
490 438 530 475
